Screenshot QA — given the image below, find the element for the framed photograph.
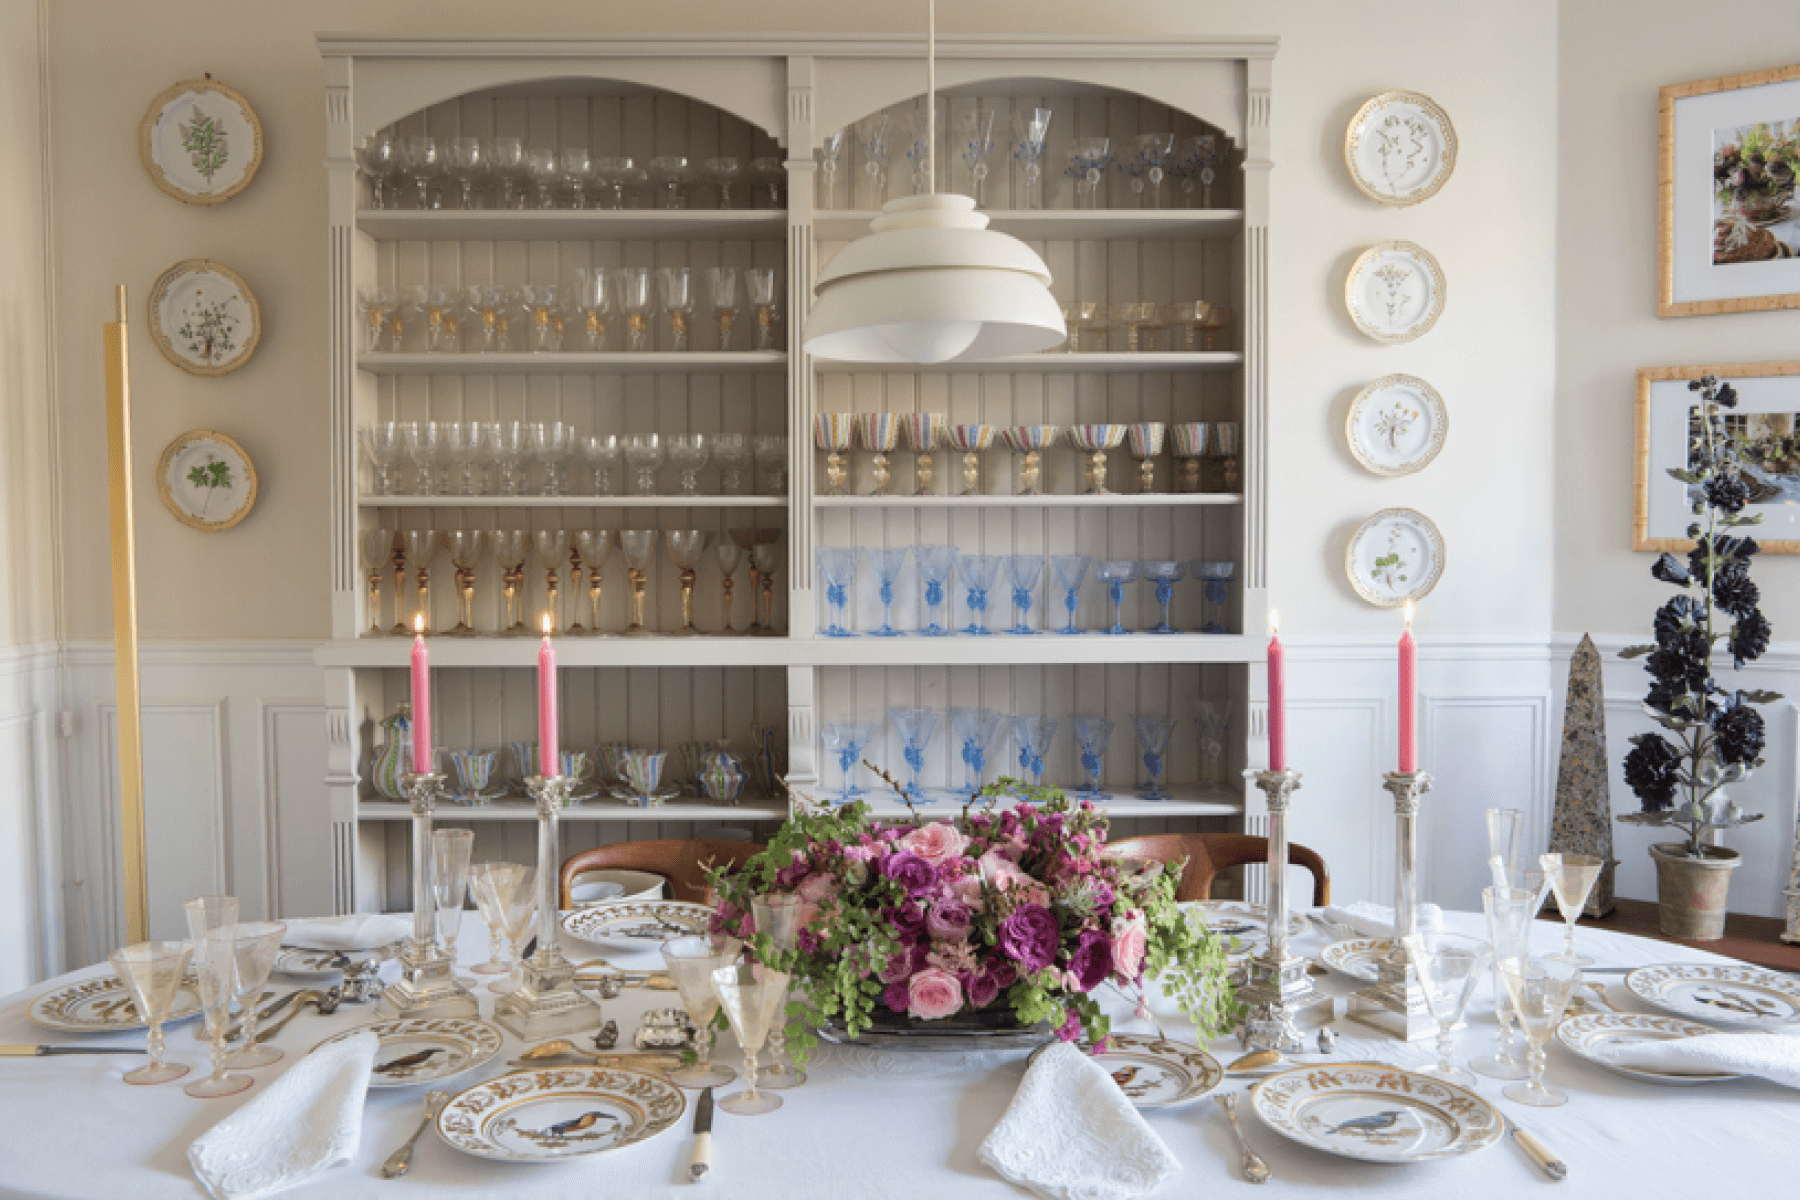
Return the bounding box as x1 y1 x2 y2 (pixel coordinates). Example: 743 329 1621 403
1635 361 1800 554
1660 63 1800 316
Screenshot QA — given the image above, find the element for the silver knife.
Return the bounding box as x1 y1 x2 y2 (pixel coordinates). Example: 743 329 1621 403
688 1087 714 1182
0 1044 148 1056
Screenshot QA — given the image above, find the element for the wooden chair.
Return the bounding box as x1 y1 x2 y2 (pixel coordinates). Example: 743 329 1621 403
559 839 765 909
1105 833 1331 906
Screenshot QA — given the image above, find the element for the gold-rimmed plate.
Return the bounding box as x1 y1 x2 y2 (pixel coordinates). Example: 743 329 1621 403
1093 1033 1223 1108
313 1017 502 1088
1555 1012 1742 1085
1319 938 1394 983
1345 507 1446 608
436 1066 686 1163
28 973 204 1033
148 259 261 376
1346 374 1447 477
1626 963 1800 1029
138 78 264 205
1344 240 1446 344
1250 1063 1502 1164
1178 900 1308 944
560 900 712 950
1344 91 1458 207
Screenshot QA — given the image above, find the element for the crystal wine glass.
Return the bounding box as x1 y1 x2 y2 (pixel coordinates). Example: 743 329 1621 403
625 432 664 496
185 925 252 1099
573 266 613 350
404 529 439 632
1139 560 1185 634
658 267 694 351
817 127 846 208
1012 107 1053 210
1065 136 1112 209
1131 715 1174 801
530 529 567 633
1127 423 1167 493
487 135 526 209
445 136 485 210
1500 956 1583 1107
861 547 909 636
492 530 530 636
467 863 522 975
750 537 782 636
1051 554 1092 634
404 420 441 495
432 828 473 973
890 707 941 803
856 413 901 496
745 267 779 351
518 284 558 353
902 103 932 196
1171 422 1211 493
1000 425 1060 496
660 937 740 1088
709 267 739 350
220 920 286 1069
583 433 623 496
484 419 527 497
357 286 396 353
1124 132 1176 208
1012 715 1058 787
1192 560 1236 633
482 862 538 994
617 267 654 351
1402 931 1493 1087
814 412 855 496
1195 698 1236 788
1068 424 1127 494
956 553 1002 636
443 530 487 636
360 527 395 636
706 156 741 209
712 962 789 1115
620 529 660 636
956 107 1001 206
1474 885 1541 1082
649 155 691 209
666 530 710 637
445 420 483 495
524 147 559 208
815 546 858 637
575 530 613 636
593 156 639 210
1210 420 1242 489
109 941 193 1084
902 412 947 495
753 434 787 495
1005 554 1044 634
530 420 572 496
559 147 594 209
1173 133 1221 208
356 131 399 210
916 545 957 636
712 433 750 496
949 706 1004 799
396 134 440 210
668 433 710 496
820 719 876 804
1071 715 1114 797
1487 807 1525 890
946 424 996 496
748 893 806 1088
1540 853 1603 966
365 420 403 495
751 156 785 209
1096 560 1139 634
854 112 894 206
714 539 745 635
468 284 508 353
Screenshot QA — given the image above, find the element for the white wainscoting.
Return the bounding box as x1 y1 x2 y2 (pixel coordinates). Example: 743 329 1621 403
0 642 60 993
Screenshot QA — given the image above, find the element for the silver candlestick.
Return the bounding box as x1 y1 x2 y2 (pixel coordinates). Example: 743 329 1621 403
1236 769 1334 1051
493 774 604 1040
1347 770 1441 1040
378 772 479 1019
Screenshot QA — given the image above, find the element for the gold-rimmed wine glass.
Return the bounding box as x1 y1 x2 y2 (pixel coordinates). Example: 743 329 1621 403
620 529 660 636
658 267 694 351
221 920 287 1069
108 941 193 1085
749 894 806 1089
444 530 488 637
492 531 530 636
715 539 745 635
666 530 710 637
730 529 778 635
618 267 653 351
360 528 395 636
710 963 789 1115
534 530 570 634
573 266 613 350
661 936 740 1089
575 531 613 636
404 529 439 632
185 925 252 1099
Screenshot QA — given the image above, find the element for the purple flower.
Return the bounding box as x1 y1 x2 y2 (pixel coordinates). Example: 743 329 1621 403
882 851 937 894
987 960 1018 989
1067 928 1114 993
998 903 1060 972
926 898 974 940
1055 1007 1084 1042
883 981 910 1012
968 971 1002 1008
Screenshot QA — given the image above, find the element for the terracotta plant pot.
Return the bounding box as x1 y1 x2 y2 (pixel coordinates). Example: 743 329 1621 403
1649 842 1741 941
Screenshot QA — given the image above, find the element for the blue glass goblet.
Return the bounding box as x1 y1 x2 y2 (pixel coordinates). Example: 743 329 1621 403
1132 715 1175 801
1192 560 1237 634
1070 714 1114 797
1095 560 1139 635
1006 554 1044 634
916 545 958 637
948 706 1004 799
957 554 1003 636
861 546 910 637
1011 715 1058 787
1139 560 1186 634
815 546 859 637
1051 554 1092 634
889 707 941 804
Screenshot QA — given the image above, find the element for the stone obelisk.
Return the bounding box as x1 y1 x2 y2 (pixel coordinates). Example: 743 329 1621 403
1548 634 1616 917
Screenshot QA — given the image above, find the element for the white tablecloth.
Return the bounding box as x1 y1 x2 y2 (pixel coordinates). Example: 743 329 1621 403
0 910 1787 1198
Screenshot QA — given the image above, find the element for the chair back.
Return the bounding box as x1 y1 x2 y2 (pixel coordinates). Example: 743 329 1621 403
1105 832 1331 907
558 838 764 908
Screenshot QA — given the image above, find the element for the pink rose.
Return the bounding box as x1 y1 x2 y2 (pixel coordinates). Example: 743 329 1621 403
979 849 1032 892
951 874 986 905
1111 911 1148 982
900 822 969 865
796 872 837 904
907 967 965 1021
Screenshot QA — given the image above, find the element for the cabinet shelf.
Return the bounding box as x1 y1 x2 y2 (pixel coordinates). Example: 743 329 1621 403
854 786 1243 819
358 351 787 375
359 800 788 822
813 493 1240 509
813 352 1240 375
360 495 785 509
814 209 1244 243
356 209 787 241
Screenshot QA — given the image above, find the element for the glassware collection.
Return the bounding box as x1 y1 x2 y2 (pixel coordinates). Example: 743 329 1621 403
386 737 772 810
814 414 1240 496
356 268 782 354
813 546 1236 635
1058 300 1234 353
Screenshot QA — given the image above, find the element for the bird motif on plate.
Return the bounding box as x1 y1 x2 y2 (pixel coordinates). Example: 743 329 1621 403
1326 1110 1406 1138
376 1047 444 1076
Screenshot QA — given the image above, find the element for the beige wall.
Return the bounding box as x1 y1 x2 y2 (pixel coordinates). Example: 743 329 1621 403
1556 0 1800 641
45 0 1561 642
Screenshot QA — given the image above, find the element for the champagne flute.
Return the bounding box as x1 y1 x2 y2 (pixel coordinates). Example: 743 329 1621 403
1499 956 1583 1107
108 941 193 1084
478 863 537 994
1540 853 1603 966
658 267 694 351
466 862 519 976
432 829 474 975
1487 807 1524 889
710 963 789 1115
709 267 739 350
745 268 778 351
620 529 660 636
748 894 806 1088
1474 885 1539 1081
715 539 745 635
661 936 740 1088
221 921 287 1069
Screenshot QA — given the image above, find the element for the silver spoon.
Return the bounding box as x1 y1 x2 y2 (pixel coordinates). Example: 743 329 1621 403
1215 1091 1270 1184
381 1090 449 1179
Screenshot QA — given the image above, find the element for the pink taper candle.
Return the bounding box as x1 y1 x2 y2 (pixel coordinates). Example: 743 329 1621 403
1267 610 1286 772
538 613 559 775
1398 599 1417 773
410 613 431 773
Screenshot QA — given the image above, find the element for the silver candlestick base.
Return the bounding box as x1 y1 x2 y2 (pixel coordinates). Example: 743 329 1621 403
379 772 479 1020
1346 770 1442 1041
493 774 604 1041
1236 769 1334 1052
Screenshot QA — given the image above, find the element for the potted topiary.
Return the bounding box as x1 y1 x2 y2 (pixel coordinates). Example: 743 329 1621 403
1620 375 1782 940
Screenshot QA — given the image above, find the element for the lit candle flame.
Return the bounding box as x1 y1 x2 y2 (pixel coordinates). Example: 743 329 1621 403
1269 609 1280 636
1403 598 1415 630
541 612 553 636
413 612 425 635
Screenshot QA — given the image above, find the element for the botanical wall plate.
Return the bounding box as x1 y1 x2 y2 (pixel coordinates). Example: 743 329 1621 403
1346 374 1447 476
1344 241 1446 343
157 430 257 532
1344 91 1458 206
138 78 264 205
148 259 261 376
1345 507 1445 607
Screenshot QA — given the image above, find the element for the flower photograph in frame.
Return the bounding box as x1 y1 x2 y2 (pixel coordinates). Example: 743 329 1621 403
1635 361 1800 554
1660 63 1800 316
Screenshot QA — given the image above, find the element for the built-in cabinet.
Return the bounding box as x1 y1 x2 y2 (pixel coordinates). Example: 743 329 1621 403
316 33 1277 912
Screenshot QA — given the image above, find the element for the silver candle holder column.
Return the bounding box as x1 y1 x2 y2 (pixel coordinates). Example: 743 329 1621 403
379 772 479 1019
493 774 604 1040
1346 770 1439 1041
1236 769 1334 1051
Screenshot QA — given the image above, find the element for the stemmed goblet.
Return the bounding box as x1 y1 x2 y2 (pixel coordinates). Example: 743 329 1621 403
946 424 996 496
356 131 399 210
531 420 573 496
1127 423 1167 493
1132 715 1174 801
404 530 439 632
618 267 654 351
185 924 252 1099
815 547 858 637
856 413 901 496
820 720 876 804
405 421 441 495
1140 561 1186 634
666 530 711 637
386 534 410 635
492 531 530 636
956 553 1002 636
1210 421 1241 490
575 531 613 636
861 547 910 636
891 707 941 804
620 530 660 636
443 530 488 636
432 829 474 975
1541 853 1603 966
916 545 957 636
396 135 440 210
1195 699 1235 788
521 286 560 353
855 112 894 206
956 107 1001 206
814 413 854 496
709 267 739 349
360 528 395 636
1171 423 1210 493
1066 136 1112 209
707 156 741 209
486 420 529 496
446 136 485 209
1012 107 1053 210
625 433 664 497
1062 301 1100 353
109 941 193 1085
658 267 694 351
1475 885 1541 1082
715 539 745 634
1402 931 1493 1087
573 266 613 350
753 434 787 495
746 268 780 350
713 433 751 496
525 148 560 208
221 920 287 1069
1112 302 1161 352
668 433 710 496
1071 715 1114 797
467 863 522 975
752 539 782 636
1173 133 1221 207
731 529 779 634
534 531 570 632
594 157 640 210
711 964 790 1116
902 412 948 495
1012 715 1058 788
358 287 396 353
1096 560 1139 634
817 128 846 208
1006 554 1043 634
477 863 537 995
1001 425 1060 496
649 156 691 209
487 136 526 209
661 936 741 1089
1069 424 1127 494
748 894 807 1089
949 707 1004 799
583 433 623 496
1051 554 1092 634
1500 956 1583 1107
560 147 594 209
1193 560 1236 633
444 421 483 495
1124 132 1176 208
468 284 508 353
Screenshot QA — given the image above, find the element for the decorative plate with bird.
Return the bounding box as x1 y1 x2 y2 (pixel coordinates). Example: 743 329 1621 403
311 1017 502 1088
29 973 204 1033
436 1066 687 1163
561 901 713 950
1249 1063 1501 1164
1627 963 1800 1030
1091 1033 1223 1108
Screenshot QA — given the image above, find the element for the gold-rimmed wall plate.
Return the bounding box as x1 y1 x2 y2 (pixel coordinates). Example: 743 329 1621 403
1345 507 1445 607
138 78 264 205
147 259 262 376
1345 374 1448 477
1344 241 1446 343
156 430 257 532
1344 91 1458 206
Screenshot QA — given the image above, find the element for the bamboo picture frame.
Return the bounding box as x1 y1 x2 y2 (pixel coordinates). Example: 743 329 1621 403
1634 361 1800 553
1659 62 1800 317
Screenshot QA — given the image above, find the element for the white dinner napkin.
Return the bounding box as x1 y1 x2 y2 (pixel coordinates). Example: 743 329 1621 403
188 1031 379 1200
281 913 412 952
1320 901 1444 940
978 1042 1180 1200
1595 1031 1800 1088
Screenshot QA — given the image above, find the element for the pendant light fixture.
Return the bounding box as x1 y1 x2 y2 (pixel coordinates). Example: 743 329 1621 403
803 0 1066 364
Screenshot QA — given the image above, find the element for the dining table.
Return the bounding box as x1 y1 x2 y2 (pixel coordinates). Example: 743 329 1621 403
0 906 1787 1198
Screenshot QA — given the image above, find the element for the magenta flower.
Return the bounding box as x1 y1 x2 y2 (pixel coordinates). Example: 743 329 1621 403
998 903 1060 972
1067 928 1114 993
881 851 937 894
883 980 910 1012
968 970 1002 1008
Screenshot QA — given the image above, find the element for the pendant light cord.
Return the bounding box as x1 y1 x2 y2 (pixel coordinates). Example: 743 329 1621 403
926 0 936 195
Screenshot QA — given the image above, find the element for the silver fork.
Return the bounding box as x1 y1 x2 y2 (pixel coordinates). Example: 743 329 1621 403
381 1090 450 1179
1214 1091 1271 1184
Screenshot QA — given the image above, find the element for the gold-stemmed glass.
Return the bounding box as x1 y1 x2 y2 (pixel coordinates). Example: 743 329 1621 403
745 268 779 350
534 530 570 634
1000 425 1061 496
620 529 660 636
1164 301 1213 351
492 530 531 636
466 862 519 976
1061 301 1099 352
749 894 806 1089
751 539 782 636
730 529 779 635
666 530 710 637
185 924 252 1099
221 920 288 1069
575 531 613 636
443 530 488 637
404 529 439 632
711 963 789 1115
1170 422 1210 494
814 413 854 495
715 539 745 635
709 267 739 350
902 412 947 496
617 267 654 351
573 266 613 351
1068 424 1128 495
1193 306 1233 351
660 936 740 1088
856 413 900 497
564 535 588 634
1111 301 1161 352
658 267 694 351
473 863 536 995
945 424 997 496
360 528 395 636
1126 422 1167 494
108 941 193 1085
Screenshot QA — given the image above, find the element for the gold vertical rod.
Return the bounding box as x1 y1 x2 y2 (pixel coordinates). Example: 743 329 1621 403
104 284 149 944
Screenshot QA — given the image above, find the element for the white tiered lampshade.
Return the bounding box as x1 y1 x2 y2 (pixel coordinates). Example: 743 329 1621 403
804 193 1067 364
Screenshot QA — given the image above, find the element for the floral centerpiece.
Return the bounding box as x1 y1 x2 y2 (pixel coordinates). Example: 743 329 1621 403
707 778 1237 1061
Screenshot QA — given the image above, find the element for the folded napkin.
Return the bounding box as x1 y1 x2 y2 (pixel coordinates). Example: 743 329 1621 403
1595 1031 1800 1088
978 1042 1180 1200
1320 901 1443 940
189 1031 378 1200
281 913 412 952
